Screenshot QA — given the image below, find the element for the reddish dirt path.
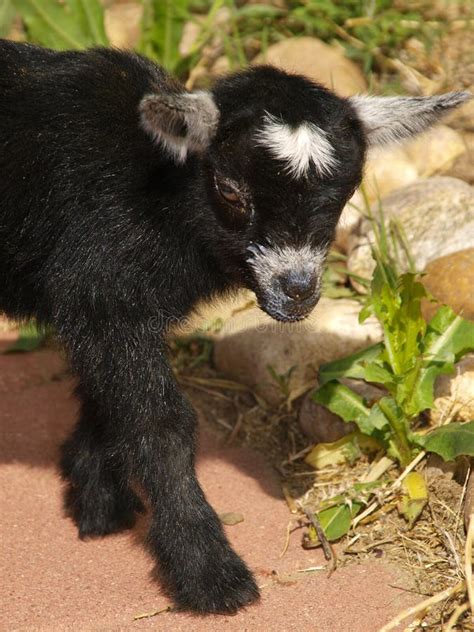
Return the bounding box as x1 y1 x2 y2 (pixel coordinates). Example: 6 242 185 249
0 333 418 632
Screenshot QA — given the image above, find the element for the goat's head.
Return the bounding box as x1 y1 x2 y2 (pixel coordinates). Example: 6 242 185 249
140 66 471 323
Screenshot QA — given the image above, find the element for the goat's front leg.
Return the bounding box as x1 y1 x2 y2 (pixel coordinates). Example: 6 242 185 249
67 330 259 614
60 383 145 538
144 394 259 613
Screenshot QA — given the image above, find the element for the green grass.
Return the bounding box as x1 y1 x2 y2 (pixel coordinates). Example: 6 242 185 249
3 0 452 83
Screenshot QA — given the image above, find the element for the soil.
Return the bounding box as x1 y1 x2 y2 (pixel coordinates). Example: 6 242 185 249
0 326 422 632
171 337 473 630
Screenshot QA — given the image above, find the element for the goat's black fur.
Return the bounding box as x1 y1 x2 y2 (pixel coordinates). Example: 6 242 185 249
0 39 469 614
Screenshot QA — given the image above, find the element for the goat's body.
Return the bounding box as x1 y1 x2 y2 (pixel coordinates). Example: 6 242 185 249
0 41 225 320
0 41 255 614
1 39 468 614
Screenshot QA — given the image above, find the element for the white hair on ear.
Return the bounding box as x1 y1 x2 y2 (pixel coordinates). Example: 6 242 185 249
255 113 337 179
350 92 472 147
139 90 219 164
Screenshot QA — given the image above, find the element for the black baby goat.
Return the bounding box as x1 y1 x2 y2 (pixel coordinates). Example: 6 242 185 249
0 39 469 614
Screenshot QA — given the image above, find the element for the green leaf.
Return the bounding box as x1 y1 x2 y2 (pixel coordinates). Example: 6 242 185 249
373 396 415 466
304 432 380 470
363 362 395 389
312 381 376 435
0 0 16 37
376 273 426 378
397 273 427 369
5 322 46 353
416 421 474 461
402 306 474 418
398 472 428 528
13 0 108 49
305 433 361 469
318 343 383 385
424 306 474 363
366 402 391 432
406 361 452 416
317 501 363 541
362 270 426 389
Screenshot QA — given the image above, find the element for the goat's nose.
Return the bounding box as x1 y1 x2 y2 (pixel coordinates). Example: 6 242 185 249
280 273 317 302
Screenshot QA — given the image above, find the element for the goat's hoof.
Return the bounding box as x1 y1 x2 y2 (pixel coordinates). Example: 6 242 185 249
173 553 260 614
65 485 145 538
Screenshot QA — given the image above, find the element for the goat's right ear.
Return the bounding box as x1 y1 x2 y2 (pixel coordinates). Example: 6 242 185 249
349 92 471 147
139 90 220 164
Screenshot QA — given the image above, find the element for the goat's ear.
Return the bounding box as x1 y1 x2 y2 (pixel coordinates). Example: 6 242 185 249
349 92 471 147
139 90 220 163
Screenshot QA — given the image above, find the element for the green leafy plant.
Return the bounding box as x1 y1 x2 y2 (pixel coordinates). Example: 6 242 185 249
8 0 448 86
304 481 380 544
12 0 108 49
287 0 438 73
138 0 191 74
205 0 443 75
313 270 474 466
304 196 474 544
311 186 474 468
0 0 16 37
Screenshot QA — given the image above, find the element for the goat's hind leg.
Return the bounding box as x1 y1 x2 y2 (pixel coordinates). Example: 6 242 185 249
60 385 144 538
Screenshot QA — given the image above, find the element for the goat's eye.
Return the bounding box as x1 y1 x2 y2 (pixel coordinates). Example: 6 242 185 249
215 179 242 207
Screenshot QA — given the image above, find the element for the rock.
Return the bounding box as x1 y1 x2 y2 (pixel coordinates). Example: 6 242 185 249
404 125 466 178
431 354 474 424
443 97 474 132
421 249 474 322
299 397 354 443
168 290 256 338
445 132 474 184
340 127 467 245
104 2 143 49
239 37 366 97
299 379 384 443
363 146 418 203
424 453 469 485
347 177 474 285
427 0 470 19
338 128 469 250
213 298 382 405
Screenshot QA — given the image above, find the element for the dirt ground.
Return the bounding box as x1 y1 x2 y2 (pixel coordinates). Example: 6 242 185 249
0 328 423 632
2 4 472 629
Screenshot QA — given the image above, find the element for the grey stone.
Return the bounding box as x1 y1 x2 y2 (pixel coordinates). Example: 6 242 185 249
214 298 382 405
347 177 474 285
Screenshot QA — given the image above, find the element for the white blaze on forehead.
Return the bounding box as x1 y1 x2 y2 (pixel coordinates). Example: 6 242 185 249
246 243 326 286
255 113 337 179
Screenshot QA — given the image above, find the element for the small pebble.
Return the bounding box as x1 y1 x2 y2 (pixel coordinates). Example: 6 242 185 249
219 512 244 526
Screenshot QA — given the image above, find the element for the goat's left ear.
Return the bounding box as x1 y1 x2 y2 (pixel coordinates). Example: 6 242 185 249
139 90 220 163
349 92 472 147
